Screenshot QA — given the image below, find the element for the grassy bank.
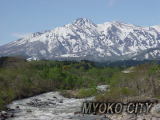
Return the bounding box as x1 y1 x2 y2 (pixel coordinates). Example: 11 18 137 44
0 57 160 110
96 63 160 102
0 57 121 109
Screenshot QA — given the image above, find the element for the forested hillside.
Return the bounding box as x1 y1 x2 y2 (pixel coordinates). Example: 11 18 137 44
0 57 160 110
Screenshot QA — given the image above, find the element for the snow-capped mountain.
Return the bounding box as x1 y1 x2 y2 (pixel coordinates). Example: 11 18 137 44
0 18 160 61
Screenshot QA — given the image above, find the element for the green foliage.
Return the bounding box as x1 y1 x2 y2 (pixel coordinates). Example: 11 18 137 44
1 57 160 110
0 57 122 110
96 87 137 102
76 88 97 98
96 63 160 102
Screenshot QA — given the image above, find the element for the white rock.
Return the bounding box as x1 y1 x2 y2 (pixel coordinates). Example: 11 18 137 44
151 103 160 118
96 85 110 92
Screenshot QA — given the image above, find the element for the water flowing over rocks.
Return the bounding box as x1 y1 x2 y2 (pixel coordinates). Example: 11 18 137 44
5 92 160 120
7 92 95 120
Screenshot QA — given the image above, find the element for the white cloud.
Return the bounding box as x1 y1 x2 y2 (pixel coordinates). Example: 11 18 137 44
12 32 31 39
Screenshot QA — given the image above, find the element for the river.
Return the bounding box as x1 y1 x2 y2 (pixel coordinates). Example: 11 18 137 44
6 92 160 120
7 92 107 120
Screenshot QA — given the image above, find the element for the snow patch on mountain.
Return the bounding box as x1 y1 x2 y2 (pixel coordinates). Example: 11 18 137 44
0 18 160 61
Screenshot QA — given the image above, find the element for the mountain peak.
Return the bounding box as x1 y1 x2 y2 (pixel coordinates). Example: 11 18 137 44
151 25 160 32
73 18 96 27
1 19 160 61
74 18 91 23
109 21 135 26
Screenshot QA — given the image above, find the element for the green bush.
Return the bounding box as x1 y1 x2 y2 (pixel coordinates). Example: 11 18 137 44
77 88 97 98
96 87 137 102
1 57 160 110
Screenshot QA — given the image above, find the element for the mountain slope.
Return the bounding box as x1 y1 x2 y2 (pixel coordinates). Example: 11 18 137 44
0 18 160 61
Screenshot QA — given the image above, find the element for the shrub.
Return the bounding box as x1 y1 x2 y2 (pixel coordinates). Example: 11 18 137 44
76 88 97 98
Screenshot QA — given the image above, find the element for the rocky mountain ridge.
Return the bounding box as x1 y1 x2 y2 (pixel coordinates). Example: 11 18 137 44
0 18 160 61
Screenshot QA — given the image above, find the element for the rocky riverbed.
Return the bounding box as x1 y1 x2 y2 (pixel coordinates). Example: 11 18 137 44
6 92 104 120
0 92 160 120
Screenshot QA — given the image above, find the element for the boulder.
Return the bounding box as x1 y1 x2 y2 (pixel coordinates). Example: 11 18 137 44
150 104 160 118
96 85 110 92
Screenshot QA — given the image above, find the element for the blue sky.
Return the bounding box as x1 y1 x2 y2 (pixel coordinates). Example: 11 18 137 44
0 0 160 45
